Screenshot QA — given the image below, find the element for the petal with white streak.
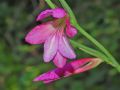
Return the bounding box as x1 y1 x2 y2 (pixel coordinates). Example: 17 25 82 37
44 34 58 62
58 35 76 59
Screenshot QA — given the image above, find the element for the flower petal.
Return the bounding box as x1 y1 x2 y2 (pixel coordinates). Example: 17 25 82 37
66 18 77 37
36 9 53 21
25 22 55 44
37 8 66 21
53 52 67 68
33 70 60 82
33 68 65 83
58 35 76 59
72 58 103 74
70 58 93 70
52 8 66 18
66 26 77 37
44 34 58 62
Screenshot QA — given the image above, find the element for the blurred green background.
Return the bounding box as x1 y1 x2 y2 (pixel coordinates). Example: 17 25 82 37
0 0 120 90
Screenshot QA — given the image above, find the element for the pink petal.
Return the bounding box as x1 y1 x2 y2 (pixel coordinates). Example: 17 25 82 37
36 9 53 21
37 8 66 21
66 18 77 37
33 70 60 82
66 26 77 37
70 58 92 70
52 8 66 18
58 35 76 59
73 58 102 74
53 52 67 68
25 22 56 44
44 34 58 62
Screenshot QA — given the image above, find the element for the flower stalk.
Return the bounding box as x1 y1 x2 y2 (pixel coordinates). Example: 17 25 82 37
45 0 56 9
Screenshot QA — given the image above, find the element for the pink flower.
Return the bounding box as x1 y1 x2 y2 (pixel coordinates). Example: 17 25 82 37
33 58 102 84
25 8 77 68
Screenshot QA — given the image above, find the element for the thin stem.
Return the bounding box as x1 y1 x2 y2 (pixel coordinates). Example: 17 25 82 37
45 0 56 9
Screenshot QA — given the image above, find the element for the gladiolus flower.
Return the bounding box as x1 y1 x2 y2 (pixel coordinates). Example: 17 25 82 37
33 58 102 84
25 8 77 67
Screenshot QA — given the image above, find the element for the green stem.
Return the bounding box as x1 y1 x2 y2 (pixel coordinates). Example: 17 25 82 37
45 0 56 9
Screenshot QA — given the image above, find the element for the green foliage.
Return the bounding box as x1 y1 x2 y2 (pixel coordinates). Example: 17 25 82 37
0 0 120 90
